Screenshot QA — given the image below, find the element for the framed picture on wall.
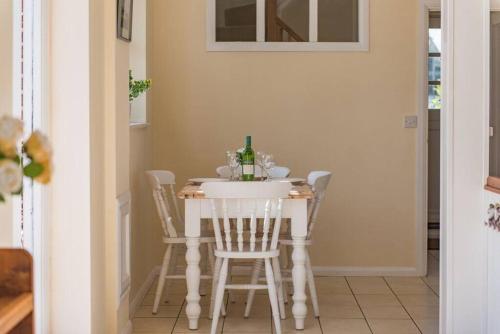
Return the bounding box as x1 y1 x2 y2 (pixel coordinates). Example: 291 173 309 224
117 0 133 42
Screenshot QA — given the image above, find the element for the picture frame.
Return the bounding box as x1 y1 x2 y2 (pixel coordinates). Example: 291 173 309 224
117 0 133 42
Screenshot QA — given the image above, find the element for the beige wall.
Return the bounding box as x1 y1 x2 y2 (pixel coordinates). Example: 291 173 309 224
50 0 130 332
90 0 131 330
0 0 13 247
129 0 164 303
130 128 160 300
150 0 418 268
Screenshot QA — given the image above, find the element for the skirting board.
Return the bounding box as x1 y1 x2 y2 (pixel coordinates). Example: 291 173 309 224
129 266 161 318
312 266 420 277
120 320 133 334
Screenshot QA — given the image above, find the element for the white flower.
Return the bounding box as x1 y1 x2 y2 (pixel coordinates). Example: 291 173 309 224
0 160 23 194
0 116 24 145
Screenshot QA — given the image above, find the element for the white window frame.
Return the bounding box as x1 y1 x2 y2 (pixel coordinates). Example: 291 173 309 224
207 0 369 52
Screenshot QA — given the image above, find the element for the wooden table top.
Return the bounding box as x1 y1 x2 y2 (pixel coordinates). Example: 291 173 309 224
178 181 314 200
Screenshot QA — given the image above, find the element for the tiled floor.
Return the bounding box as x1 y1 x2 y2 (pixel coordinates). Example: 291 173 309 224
132 252 440 334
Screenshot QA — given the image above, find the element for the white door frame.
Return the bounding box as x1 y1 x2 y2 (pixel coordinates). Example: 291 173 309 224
421 0 499 333
416 1 435 279
442 0 494 332
415 0 442 278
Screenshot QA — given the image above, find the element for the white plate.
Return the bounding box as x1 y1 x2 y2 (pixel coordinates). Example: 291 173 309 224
188 178 228 183
272 178 306 184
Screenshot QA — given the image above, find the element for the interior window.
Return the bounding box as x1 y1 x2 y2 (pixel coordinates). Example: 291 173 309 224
209 0 369 51
216 0 257 42
318 0 358 42
266 0 309 42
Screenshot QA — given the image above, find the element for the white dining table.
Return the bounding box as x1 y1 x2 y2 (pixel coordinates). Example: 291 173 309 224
178 182 313 330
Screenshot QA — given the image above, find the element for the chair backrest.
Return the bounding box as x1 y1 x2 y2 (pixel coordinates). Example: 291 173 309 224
145 170 183 238
306 171 332 239
216 165 291 179
268 166 291 178
201 181 292 253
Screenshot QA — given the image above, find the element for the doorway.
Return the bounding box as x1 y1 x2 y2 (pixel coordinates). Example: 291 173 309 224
427 11 441 252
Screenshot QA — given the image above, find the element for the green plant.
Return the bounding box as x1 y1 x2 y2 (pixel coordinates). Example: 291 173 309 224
129 70 151 102
431 85 442 109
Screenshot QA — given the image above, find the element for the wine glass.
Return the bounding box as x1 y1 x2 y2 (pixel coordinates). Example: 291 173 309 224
256 151 266 180
226 151 240 181
263 154 275 181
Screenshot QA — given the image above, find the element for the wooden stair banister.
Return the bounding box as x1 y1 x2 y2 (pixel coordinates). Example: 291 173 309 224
266 0 305 42
223 0 305 42
275 17 305 42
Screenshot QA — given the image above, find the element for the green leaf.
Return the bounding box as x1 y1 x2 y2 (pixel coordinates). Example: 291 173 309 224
13 154 21 165
24 161 44 178
0 194 5 203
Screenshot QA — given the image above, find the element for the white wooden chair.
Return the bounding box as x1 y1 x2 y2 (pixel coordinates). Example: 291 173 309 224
146 170 217 314
244 171 332 318
216 165 291 179
202 181 291 334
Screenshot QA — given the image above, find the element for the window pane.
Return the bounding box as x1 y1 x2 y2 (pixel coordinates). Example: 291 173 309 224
318 0 358 42
216 0 257 42
428 85 441 110
428 57 441 82
266 0 309 42
429 28 441 53
490 12 500 177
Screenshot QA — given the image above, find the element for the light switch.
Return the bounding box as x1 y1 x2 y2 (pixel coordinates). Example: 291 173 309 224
404 116 418 128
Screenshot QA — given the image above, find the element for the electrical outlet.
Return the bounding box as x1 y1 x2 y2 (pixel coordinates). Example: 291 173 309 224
404 116 418 128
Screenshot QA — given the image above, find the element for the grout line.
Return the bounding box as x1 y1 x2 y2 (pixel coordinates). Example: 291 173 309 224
221 294 229 333
419 274 440 298
382 278 423 334
344 276 374 334
316 314 325 334
170 299 185 334
421 279 439 298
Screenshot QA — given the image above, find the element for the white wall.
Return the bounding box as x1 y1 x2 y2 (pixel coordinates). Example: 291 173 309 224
50 0 92 331
442 0 489 332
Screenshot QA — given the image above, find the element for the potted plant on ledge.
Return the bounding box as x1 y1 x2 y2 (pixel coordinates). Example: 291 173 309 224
129 70 151 116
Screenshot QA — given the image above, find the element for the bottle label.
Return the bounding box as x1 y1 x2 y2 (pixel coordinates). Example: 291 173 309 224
242 165 254 175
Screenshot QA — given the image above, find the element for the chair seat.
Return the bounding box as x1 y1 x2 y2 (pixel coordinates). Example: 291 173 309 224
214 247 280 259
279 238 313 246
163 232 216 244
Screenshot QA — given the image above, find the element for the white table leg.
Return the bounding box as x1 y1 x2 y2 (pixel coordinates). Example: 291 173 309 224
292 237 307 329
185 237 201 329
290 199 308 330
185 200 201 330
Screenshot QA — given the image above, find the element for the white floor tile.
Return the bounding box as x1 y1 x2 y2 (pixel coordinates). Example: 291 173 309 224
320 319 371 334
368 319 421 334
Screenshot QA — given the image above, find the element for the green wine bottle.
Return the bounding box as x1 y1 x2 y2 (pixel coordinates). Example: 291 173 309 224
241 136 255 181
